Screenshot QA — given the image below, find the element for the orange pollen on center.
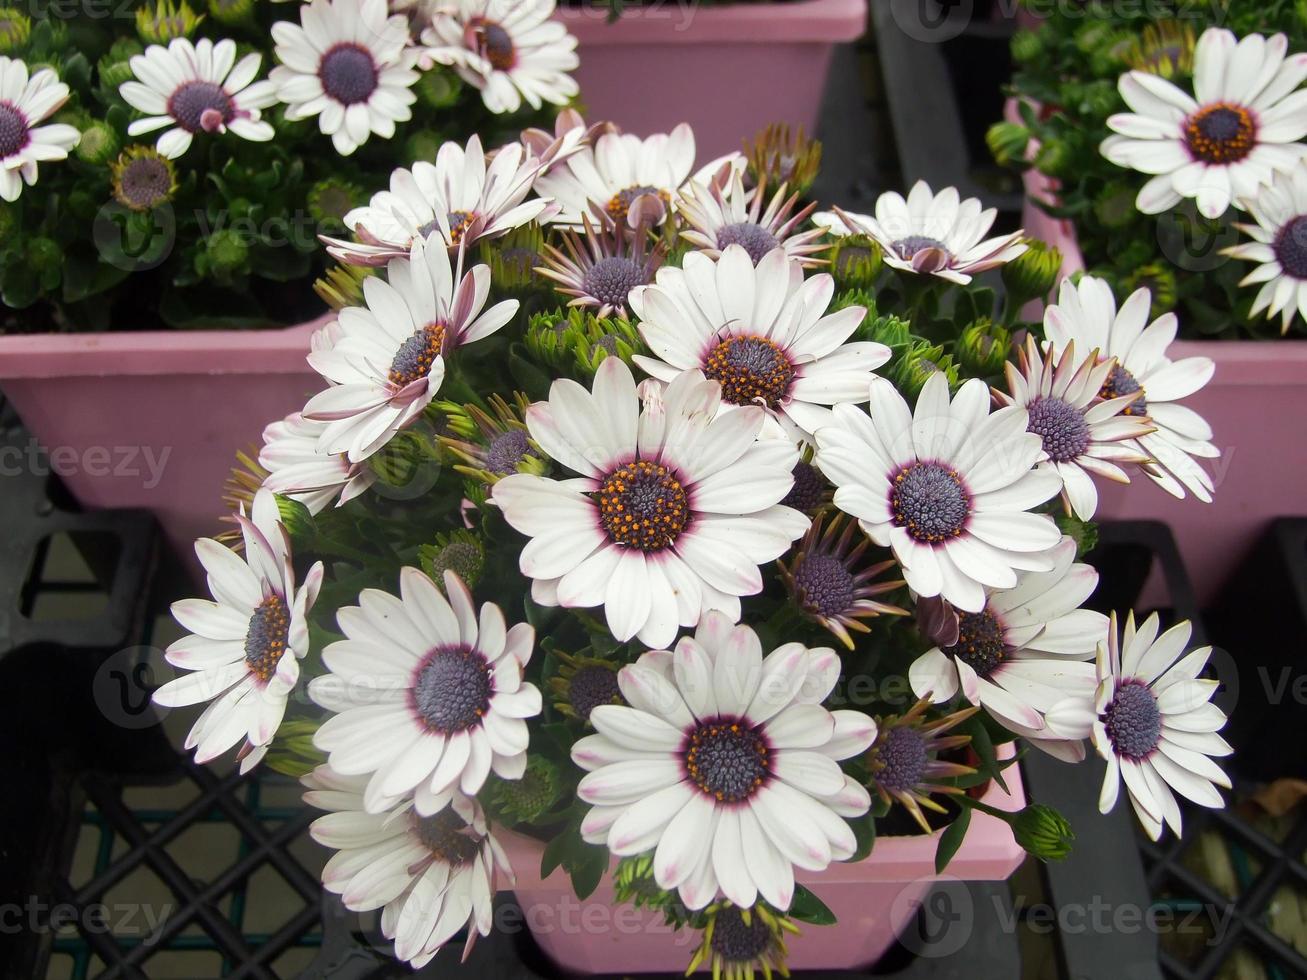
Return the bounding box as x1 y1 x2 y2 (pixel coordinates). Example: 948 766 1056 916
595 460 689 551
388 322 447 387
702 334 795 409
1183 102 1256 164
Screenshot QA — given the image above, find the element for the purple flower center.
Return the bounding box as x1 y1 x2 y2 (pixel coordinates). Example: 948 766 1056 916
780 460 825 512
1103 680 1162 760
716 222 780 264
244 595 289 683
893 235 948 260
567 665 622 721
411 810 481 866
476 21 515 70
943 607 1006 678
703 335 795 409
1099 363 1148 416
605 184 667 224
388 323 446 387
874 725 928 792
115 153 173 211
581 256 647 310
890 461 970 544
794 554 855 618
411 646 492 734
319 43 378 105
684 718 770 803
1274 215 1307 280
485 429 530 475
710 905 773 961
167 81 233 133
0 101 29 158
1026 395 1091 463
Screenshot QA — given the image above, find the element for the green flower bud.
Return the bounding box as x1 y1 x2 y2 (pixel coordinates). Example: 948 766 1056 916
827 234 882 290
99 58 137 91
207 0 254 28
861 312 913 349
526 308 644 380
273 494 315 545
484 756 562 824
1073 20 1116 56
204 227 248 275
1033 139 1071 179
481 223 543 294
418 529 486 593
1123 263 1177 319
744 123 822 197
986 121 1030 169
28 236 61 274
136 0 204 42
307 178 362 229
416 69 463 110
893 343 958 402
405 129 443 166
613 853 680 912
263 719 325 779
1011 804 1075 862
0 8 32 54
314 263 372 311
1093 183 1139 230
75 120 120 165
957 319 1012 377
1010 27 1043 64
1055 513 1098 558
1001 238 1061 307
108 38 144 62
368 430 428 488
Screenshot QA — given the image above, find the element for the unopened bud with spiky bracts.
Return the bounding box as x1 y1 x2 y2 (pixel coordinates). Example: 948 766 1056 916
986 120 1031 169
827 234 883 290
484 756 562 824
437 392 546 485
1123 263 1177 319
76 121 120 166
525 307 645 380
957 318 1012 378
0 8 31 54
1116 19 1194 79
1011 804 1075 861
686 902 799 980
418 529 486 593
263 719 325 779
537 209 664 318
547 649 624 723
778 512 907 649
307 177 364 233
1001 238 1062 308
482 223 546 296
313 263 372 311
613 854 683 916
891 342 959 402
136 0 204 43
866 699 979 834
744 123 822 197
207 0 253 28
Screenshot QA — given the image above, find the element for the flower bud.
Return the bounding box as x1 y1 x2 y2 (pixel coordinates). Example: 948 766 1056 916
957 319 1012 378
986 121 1030 169
416 69 463 110
75 120 120 165
485 756 561 824
273 494 315 545
1124 263 1177 319
419 530 486 593
0 8 32 54
204 227 249 276
828 234 883 290
1012 804 1075 862
136 0 204 43
1001 238 1061 307
893 343 958 402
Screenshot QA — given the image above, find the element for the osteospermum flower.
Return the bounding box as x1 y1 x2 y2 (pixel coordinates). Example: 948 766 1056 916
270 0 418 156
420 0 578 115
120 37 276 159
1043 276 1218 502
110 146 177 212
813 182 1027 284
438 392 544 485
258 411 376 514
814 371 1063 613
153 489 324 773
1045 612 1232 841
0 56 79 202
304 767 511 967
1224 162 1307 333
546 649 624 723
309 568 541 815
686 902 799 980
324 135 548 265
678 166 826 267
996 336 1154 521
629 246 890 440
866 700 978 833
1102 28 1307 219
778 511 908 649
537 210 666 318
304 236 519 462
532 121 737 226
571 613 875 911
491 359 810 647
908 536 1105 761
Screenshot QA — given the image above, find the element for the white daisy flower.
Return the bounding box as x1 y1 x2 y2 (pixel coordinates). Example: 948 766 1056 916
490 358 810 649
258 411 376 514
629 246 891 440
532 121 740 226
420 0 579 115
304 235 519 462
814 371 1063 614
571 612 875 911
1045 612 1233 841
0 56 80 202
678 166 826 267
120 37 277 160
812 181 1027 284
1101 28 1307 219
309 568 541 815
153 489 324 774
323 134 549 266
1043 276 1218 502
995 335 1154 521
909 536 1105 762
304 766 511 967
270 0 419 156
1224 160 1307 333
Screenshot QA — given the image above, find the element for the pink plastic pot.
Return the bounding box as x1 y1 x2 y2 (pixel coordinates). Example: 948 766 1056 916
496 767 1025 974
557 0 866 160
1014 136 1307 603
0 317 328 572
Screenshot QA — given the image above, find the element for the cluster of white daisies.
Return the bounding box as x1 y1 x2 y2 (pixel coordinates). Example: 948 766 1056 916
152 117 1232 967
0 0 578 202
1102 26 1307 331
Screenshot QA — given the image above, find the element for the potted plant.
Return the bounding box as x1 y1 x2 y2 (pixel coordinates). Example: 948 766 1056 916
989 2 1307 601
0 0 576 564
552 0 867 159
146 120 1234 974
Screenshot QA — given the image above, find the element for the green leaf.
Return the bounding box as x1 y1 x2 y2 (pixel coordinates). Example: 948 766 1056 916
789 884 837 926
569 844 608 901
849 812 877 862
540 832 570 879
935 806 972 874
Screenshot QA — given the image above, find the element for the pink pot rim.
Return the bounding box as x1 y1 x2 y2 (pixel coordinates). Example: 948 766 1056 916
557 0 866 44
0 311 332 378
